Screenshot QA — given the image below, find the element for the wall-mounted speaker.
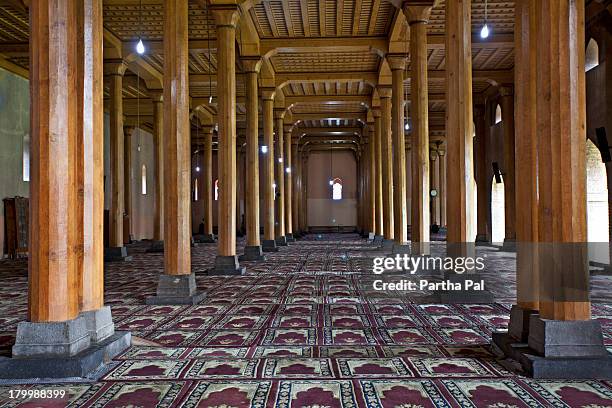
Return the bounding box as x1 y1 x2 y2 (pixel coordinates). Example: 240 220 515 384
492 162 502 184
595 127 611 163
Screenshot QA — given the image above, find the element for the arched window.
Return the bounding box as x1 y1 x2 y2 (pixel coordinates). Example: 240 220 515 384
495 104 502 124
141 164 147 195
193 178 199 201
586 38 599 72
491 174 505 244
22 133 30 182
332 178 343 200
214 179 219 201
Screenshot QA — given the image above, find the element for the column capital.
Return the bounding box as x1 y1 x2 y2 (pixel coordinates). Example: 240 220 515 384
377 86 392 98
261 87 276 101
273 108 285 120
210 4 240 28
386 55 407 71
401 1 436 25
429 149 439 160
150 91 163 103
499 84 514 97
104 60 128 76
242 56 262 74
283 124 293 133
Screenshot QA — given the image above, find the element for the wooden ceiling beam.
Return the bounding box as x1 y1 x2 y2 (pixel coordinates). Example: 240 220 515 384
352 0 363 36
300 0 311 37
282 0 295 37
337 0 344 36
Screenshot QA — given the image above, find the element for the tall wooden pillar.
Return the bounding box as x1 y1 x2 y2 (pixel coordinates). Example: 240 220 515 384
474 104 489 242
292 143 300 235
430 149 440 225
500 85 516 248
439 148 447 227
535 0 589 321
379 89 394 242
22 0 83 348
388 56 409 250
274 113 287 245
209 4 244 274
123 125 132 244
404 3 434 254
284 125 294 240
262 90 278 251
445 0 476 256
373 121 383 237
368 135 377 235
514 0 538 312
152 94 164 242
240 58 264 260
105 62 127 251
201 128 215 241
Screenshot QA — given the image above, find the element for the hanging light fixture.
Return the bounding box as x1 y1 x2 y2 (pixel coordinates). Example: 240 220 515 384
195 120 201 172
136 0 145 54
329 142 334 186
480 0 490 39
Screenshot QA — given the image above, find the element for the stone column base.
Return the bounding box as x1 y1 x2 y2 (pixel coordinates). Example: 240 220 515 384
391 243 411 255
286 233 295 242
12 317 91 358
502 316 612 379
239 246 266 261
501 238 517 252
194 234 216 243
293 232 302 239
2 331 130 380
372 235 384 245
276 236 288 246
104 246 132 262
262 239 279 252
491 306 539 360
146 240 164 253
209 255 246 276
81 306 115 343
146 274 206 305
380 239 394 251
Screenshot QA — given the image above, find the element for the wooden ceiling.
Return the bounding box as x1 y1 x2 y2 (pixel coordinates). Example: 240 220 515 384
0 0 518 147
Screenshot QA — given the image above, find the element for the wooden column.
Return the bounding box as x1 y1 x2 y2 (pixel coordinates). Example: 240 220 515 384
163 0 191 275
439 148 447 227
211 4 243 271
430 149 440 225
404 3 434 254
373 122 383 237
29 0 80 322
368 136 377 234
445 0 476 255
284 125 293 238
77 0 104 314
500 85 516 246
202 128 214 238
514 0 538 311
275 113 286 243
301 154 309 232
105 62 127 249
535 0 589 321
292 143 299 234
123 125 132 243
152 94 164 241
379 90 394 241
474 104 489 242
388 56 409 248
262 90 277 249
242 58 263 254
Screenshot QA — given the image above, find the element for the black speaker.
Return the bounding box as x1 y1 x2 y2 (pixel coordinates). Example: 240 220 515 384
595 127 611 163
492 162 502 184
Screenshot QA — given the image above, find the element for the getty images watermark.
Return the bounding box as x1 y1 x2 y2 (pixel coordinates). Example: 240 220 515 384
371 254 487 292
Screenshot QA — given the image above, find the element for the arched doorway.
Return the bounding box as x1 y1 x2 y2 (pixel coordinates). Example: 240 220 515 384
587 139 610 264
491 175 505 244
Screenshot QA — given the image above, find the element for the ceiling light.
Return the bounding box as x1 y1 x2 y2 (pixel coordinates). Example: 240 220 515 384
285 167 291 173
278 157 283 163
195 166 201 172
136 38 145 55
480 24 490 39
261 145 268 154
208 95 213 104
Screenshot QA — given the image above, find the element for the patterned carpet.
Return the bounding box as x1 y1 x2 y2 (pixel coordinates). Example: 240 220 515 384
0 233 611 407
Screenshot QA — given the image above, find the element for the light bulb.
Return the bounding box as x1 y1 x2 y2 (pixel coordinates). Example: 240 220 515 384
195 166 200 172
272 183 277 188
480 24 490 39
136 38 145 55
261 145 268 154
404 122 410 131
208 95 213 104
329 180 334 186
278 157 283 163
285 167 291 173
